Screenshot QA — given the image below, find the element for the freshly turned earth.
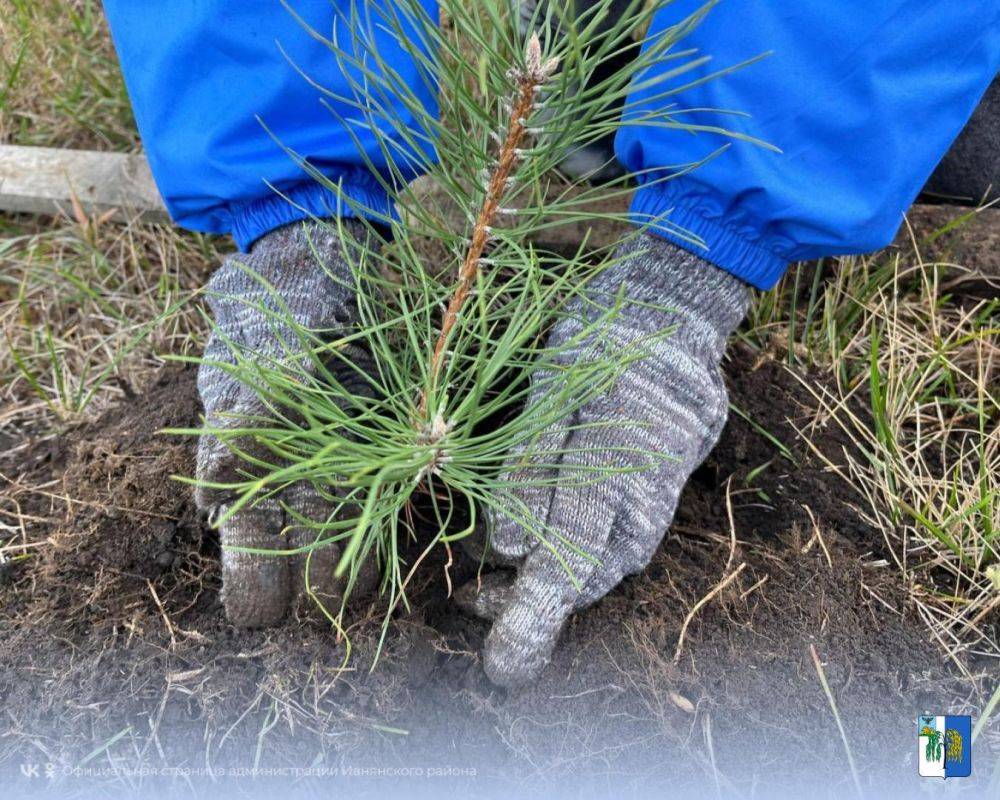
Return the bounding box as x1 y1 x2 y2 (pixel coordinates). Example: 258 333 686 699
1 202 997 798
0 343 984 799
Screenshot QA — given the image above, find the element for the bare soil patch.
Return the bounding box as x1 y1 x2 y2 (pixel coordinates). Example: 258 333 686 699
0 348 987 798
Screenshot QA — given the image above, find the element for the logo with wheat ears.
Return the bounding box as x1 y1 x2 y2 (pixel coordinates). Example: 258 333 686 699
918 715 972 779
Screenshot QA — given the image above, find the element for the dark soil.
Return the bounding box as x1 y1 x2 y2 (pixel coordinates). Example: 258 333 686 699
902 204 1000 304
0 347 988 799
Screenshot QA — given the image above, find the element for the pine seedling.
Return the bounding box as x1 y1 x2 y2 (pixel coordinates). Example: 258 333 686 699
173 0 756 649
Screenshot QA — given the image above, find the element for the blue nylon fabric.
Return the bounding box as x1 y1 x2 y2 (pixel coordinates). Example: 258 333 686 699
103 0 439 251
106 1 998 285
617 1 1000 288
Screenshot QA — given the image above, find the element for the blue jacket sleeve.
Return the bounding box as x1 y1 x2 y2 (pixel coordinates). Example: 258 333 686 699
618 1 1000 289
103 0 437 251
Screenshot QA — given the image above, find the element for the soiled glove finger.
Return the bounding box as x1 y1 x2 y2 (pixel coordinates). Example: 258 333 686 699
218 487 344 628
220 478 383 627
286 481 382 614
284 482 344 616
487 418 573 561
457 524 521 569
218 500 291 628
454 570 516 620
458 495 673 624
342 556 381 608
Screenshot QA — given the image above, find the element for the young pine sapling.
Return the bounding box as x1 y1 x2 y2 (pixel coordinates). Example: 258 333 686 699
174 0 754 652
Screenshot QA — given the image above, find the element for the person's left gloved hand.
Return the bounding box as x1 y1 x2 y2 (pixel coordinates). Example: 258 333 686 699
457 232 750 688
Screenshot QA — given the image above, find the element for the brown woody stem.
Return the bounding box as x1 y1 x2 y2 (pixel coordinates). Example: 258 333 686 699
417 36 557 420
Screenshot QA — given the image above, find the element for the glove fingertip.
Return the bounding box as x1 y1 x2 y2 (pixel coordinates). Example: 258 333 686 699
218 505 291 628
220 548 291 628
488 512 537 560
482 597 569 689
455 571 515 621
482 627 552 689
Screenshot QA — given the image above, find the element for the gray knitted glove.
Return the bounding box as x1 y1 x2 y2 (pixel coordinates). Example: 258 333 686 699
457 232 750 687
196 219 375 627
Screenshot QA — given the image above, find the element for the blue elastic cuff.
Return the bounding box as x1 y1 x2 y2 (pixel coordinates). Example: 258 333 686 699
228 170 396 252
630 180 791 290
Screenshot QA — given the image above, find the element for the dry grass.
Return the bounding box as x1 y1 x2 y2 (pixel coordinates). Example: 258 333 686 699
1 0 222 427
0 0 136 149
0 214 221 425
746 214 1000 666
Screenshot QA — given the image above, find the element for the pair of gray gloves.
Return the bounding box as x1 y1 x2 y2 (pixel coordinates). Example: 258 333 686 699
196 74 998 689
196 221 749 688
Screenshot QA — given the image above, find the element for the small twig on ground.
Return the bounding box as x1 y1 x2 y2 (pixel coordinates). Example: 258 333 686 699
139 684 172 764
146 579 177 650
383 536 444 627
800 504 833 569
724 476 737 572
969 593 1000 629
77 725 133 768
859 583 900 616
443 540 454 598
738 574 769 600
673 562 746 664
810 644 864 800
702 712 723 800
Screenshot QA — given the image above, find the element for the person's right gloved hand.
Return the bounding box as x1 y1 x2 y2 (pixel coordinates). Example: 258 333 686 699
195 219 375 627
457 233 750 687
